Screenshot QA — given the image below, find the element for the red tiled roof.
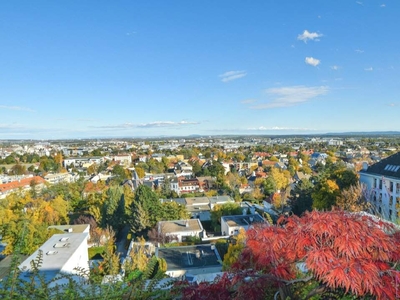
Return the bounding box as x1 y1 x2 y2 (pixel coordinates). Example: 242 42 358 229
262 160 276 166
0 176 46 193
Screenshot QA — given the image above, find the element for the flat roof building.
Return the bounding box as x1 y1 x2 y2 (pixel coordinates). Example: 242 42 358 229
158 219 206 242
156 244 222 278
18 233 89 287
221 213 265 236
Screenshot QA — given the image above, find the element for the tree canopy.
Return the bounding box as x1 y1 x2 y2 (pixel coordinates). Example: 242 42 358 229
180 211 400 300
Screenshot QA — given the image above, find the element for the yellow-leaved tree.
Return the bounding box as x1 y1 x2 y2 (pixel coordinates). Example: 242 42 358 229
223 228 246 270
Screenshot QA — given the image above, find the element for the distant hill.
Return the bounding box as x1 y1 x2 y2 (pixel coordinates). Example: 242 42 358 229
323 131 400 137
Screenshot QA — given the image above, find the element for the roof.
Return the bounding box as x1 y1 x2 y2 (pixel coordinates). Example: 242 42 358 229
186 204 211 213
160 198 186 206
360 152 400 179
0 254 29 280
208 195 233 204
185 197 209 206
159 219 203 234
156 244 221 271
47 224 90 234
222 213 264 227
0 176 46 194
18 233 89 281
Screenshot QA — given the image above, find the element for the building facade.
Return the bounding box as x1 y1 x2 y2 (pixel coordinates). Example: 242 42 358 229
359 152 400 222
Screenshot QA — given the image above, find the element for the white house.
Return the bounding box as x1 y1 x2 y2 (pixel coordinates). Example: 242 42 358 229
158 219 206 242
221 213 264 236
44 172 74 184
359 152 400 222
18 233 89 287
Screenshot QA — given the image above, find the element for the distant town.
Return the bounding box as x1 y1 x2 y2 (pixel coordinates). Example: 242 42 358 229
1 134 400 299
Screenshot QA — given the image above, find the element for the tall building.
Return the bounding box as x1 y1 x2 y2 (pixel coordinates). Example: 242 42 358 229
359 152 400 222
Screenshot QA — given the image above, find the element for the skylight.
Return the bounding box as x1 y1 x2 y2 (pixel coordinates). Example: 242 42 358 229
384 164 400 172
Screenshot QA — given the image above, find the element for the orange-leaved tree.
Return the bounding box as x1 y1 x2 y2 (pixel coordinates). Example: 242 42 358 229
179 211 400 300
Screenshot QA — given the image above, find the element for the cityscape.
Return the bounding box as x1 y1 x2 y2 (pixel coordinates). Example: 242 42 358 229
1 1 400 299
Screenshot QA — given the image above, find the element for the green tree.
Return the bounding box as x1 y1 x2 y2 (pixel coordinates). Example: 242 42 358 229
128 185 162 235
98 227 120 276
291 179 314 216
223 228 246 270
9 164 26 175
312 179 340 210
160 201 190 220
101 186 125 232
269 168 290 191
210 203 242 232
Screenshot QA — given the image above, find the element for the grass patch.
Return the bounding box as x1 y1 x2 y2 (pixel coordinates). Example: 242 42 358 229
88 246 105 260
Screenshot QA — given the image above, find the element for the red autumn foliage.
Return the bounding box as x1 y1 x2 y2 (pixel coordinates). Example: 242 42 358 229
180 211 400 300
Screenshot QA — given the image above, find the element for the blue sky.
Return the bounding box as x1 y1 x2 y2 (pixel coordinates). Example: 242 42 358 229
1 1 399 139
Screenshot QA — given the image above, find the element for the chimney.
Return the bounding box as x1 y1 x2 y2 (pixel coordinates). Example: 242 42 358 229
185 220 189 227
362 161 368 171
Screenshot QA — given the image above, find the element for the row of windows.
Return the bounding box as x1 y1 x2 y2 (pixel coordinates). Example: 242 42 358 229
384 164 400 172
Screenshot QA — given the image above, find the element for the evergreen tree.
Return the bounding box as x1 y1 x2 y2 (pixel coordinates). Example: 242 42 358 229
128 185 162 235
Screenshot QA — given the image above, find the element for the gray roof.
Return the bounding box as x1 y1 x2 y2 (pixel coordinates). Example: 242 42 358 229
185 197 209 206
47 224 90 234
18 233 89 282
156 244 221 271
361 152 400 179
208 195 233 204
222 213 264 227
160 198 186 206
159 219 203 234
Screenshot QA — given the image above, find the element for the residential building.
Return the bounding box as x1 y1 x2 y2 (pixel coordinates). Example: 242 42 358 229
157 219 206 243
63 157 104 169
18 233 89 287
170 177 200 195
156 244 222 278
221 213 265 236
184 197 211 220
44 172 74 184
0 176 46 199
208 195 234 210
359 152 400 221
108 154 132 166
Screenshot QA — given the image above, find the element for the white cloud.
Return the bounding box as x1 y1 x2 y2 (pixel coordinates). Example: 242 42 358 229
356 1 363 5
92 120 199 130
355 49 364 53
305 57 320 67
247 126 315 131
240 99 257 104
331 65 340 70
219 70 247 82
381 4 386 7
0 105 35 112
297 30 323 43
137 121 199 128
364 67 373 71
248 85 329 109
